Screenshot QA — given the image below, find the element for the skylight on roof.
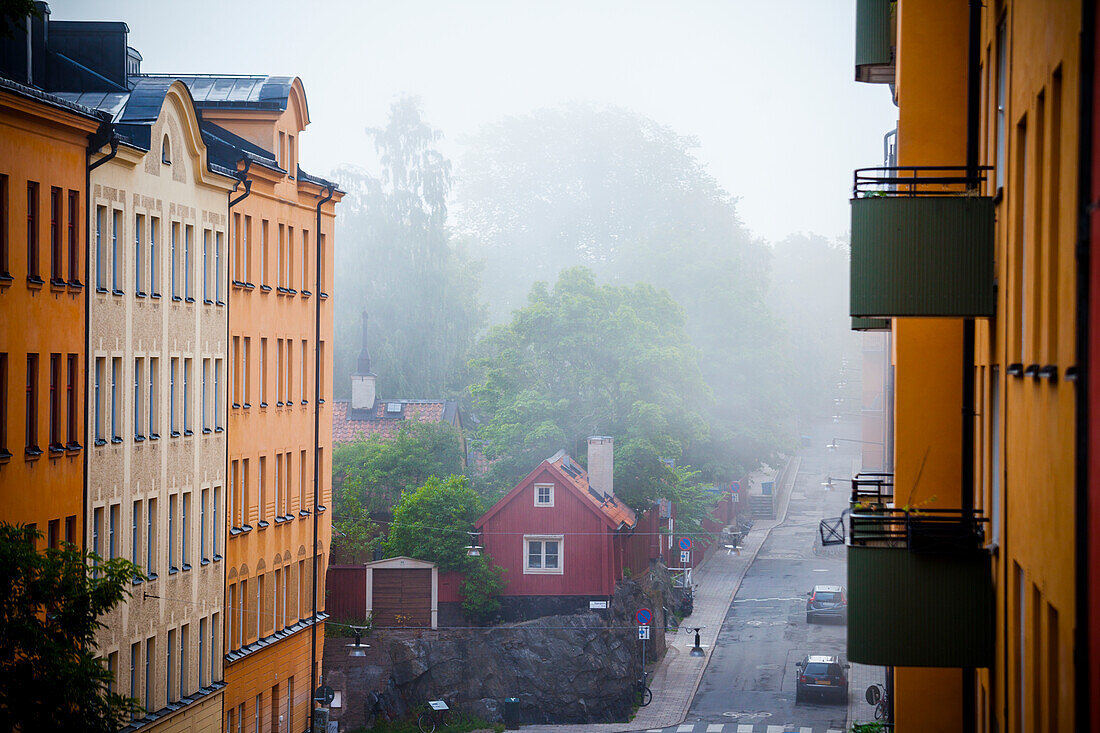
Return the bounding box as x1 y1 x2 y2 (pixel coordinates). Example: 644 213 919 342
386 402 402 413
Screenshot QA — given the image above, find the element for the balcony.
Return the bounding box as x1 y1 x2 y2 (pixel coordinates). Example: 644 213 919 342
855 0 895 84
847 507 994 668
851 167 995 318
851 316 890 331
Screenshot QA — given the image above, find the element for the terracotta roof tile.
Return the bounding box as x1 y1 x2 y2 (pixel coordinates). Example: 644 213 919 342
332 399 452 443
549 454 637 529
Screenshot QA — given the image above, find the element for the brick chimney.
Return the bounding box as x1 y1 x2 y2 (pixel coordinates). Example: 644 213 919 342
587 436 614 496
350 311 377 410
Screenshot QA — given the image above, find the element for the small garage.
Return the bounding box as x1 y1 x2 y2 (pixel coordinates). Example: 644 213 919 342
365 556 438 629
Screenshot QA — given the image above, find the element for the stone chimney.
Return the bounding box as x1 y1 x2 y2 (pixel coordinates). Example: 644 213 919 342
587 436 614 496
350 311 377 410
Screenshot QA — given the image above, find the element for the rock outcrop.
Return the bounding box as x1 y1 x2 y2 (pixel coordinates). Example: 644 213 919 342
324 573 670 729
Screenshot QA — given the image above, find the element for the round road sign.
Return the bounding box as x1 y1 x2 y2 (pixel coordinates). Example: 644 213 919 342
636 608 652 625
679 536 692 551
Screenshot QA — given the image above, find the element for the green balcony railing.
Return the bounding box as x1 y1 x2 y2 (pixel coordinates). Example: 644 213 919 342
847 507 994 668
851 167 995 318
855 0 895 84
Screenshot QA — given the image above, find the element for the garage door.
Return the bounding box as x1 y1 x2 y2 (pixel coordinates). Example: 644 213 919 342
372 568 432 627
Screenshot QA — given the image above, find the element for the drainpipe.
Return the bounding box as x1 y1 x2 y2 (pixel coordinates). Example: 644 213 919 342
1075 0 1096 729
83 122 116 554
310 181 335 732
963 0 981 730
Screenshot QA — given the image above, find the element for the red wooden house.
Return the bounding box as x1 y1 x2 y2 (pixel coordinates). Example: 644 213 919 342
476 438 639 606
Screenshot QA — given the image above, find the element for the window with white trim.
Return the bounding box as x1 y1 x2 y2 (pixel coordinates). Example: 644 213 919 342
534 483 554 507
524 535 563 574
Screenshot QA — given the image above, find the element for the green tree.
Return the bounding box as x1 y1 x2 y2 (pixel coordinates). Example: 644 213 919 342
0 523 143 731
333 421 466 515
455 103 794 483
470 266 710 507
384 476 505 619
332 96 486 401
331 421 465 563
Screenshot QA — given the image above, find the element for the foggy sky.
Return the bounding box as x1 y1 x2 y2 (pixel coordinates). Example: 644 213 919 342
49 0 897 244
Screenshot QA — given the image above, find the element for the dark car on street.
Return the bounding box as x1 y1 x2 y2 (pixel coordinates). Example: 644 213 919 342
805 584 847 623
794 654 849 703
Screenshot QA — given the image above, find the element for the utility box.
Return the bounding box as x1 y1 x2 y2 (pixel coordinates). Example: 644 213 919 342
503 697 520 729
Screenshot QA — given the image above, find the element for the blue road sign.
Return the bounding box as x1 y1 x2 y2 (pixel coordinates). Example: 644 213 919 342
730 480 741 493
636 608 652 625
679 536 692 551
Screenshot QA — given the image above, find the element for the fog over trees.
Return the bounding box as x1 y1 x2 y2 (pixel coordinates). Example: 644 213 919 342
333 97 853 497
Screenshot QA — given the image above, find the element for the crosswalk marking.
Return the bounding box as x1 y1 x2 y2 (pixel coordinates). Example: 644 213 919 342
736 725 753 733
706 726 723 733
766 726 784 733
677 726 694 732
801 727 813 733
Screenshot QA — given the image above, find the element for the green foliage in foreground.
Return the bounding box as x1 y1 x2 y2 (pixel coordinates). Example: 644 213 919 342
384 476 506 620
0 523 144 732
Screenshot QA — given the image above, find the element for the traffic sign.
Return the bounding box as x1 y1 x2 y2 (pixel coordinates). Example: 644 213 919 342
679 537 692 551
680 550 690 564
636 608 652 625
731 480 741 493
638 625 650 640
314 685 335 705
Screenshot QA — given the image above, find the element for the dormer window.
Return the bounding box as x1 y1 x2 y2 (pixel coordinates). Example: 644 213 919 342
162 135 171 166
534 483 554 507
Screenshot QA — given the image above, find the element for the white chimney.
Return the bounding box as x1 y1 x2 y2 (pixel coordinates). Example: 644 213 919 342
351 373 376 410
351 311 377 410
587 436 614 496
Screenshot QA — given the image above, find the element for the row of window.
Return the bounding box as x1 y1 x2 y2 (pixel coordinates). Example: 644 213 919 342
91 488 222 578
230 335 324 409
227 558 321 653
23 515 78 549
0 352 80 459
92 355 224 445
93 207 225 305
104 612 220 717
0 175 81 286
230 212 328 296
227 449 326 531
226 678 296 733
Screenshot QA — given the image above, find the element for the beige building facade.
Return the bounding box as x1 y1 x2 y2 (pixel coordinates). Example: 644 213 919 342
78 79 235 731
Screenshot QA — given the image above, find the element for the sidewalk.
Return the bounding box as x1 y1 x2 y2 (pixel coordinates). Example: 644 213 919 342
520 457 801 733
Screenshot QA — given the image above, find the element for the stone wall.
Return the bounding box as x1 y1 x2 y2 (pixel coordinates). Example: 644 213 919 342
323 573 672 730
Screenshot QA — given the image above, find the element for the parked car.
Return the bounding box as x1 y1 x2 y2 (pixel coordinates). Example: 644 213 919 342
806 584 847 624
794 654 850 703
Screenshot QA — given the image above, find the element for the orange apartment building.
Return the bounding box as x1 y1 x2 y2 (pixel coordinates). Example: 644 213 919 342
0 76 102 546
164 75 342 733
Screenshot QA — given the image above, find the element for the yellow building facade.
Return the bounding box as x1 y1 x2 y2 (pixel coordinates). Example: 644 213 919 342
850 1 1084 730
0 78 100 546
166 75 341 733
71 78 235 731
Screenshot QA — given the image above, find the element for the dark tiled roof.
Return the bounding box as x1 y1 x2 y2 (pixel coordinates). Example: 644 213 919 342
1 76 110 121
142 75 299 113
333 399 459 443
200 120 280 173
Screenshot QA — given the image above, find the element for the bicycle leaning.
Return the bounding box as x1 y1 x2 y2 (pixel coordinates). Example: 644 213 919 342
417 699 453 733
636 671 653 707
865 683 889 721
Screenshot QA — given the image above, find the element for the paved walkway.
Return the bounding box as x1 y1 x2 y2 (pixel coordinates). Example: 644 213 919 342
520 458 800 733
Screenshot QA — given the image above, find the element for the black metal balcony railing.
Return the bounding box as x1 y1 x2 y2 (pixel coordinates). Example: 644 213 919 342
850 472 894 508
848 507 987 553
850 166 995 319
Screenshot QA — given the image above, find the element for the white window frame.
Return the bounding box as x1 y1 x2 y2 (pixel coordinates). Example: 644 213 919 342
523 535 563 575
534 483 554 507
